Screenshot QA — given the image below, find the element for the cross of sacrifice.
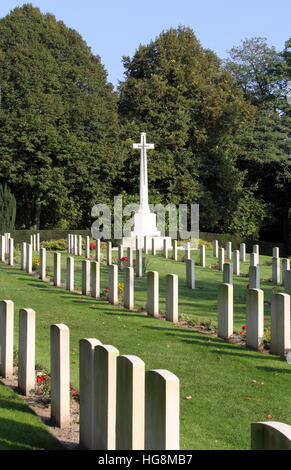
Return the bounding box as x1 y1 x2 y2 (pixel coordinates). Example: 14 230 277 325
132 132 154 211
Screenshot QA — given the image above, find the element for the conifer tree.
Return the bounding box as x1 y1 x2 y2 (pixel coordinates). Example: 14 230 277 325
0 184 16 233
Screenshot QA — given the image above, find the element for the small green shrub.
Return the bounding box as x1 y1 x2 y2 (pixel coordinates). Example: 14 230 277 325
40 239 67 251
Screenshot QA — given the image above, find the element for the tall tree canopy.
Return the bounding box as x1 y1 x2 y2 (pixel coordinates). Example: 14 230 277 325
0 4 121 229
225 37 291 249
118 26 263 235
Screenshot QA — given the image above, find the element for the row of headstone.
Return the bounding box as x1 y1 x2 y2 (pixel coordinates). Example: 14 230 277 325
19 243 291 356
1 234 41 268
1 235 14 265
80 339 179 450
1 233 11 255
38 248 291 338
218 283 290 357
213 241 291 285
0 300 180 450
116 240 206 269
29 233 40 251
67 234 101 261
35 251 179 323
272 257 290 285
109 265 179 323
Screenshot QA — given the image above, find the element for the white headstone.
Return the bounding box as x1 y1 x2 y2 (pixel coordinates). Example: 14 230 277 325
116 355 145 450
186 259 195 289
136 248 143 278
282 259 290 286
0 300 14 377
226 241 232 260
95 239 101 262
109 264 118 305
165 274 178 323
233 250 240 275
91 261 100 298
147 271 159 317
145 370 180 450
240 243 246 262
172 240 178 261
213 240 219 258
0 235 5 262
82 260 91 296
251 421 291 450
200 244 205 267
78 235 83 257
270 293 290 357
8 238 14 266
246 288 264 350
124 266 134 310
272 257 280 284
26 244 32 274
54 252 61 287
218 283 233 340
18 308 35 395
40 247 47 280
249 266 260 289
66 257 74 291
93 344 119 450
107 241 112 266
219 248 225 271
79 338 102 449
50 324 70 428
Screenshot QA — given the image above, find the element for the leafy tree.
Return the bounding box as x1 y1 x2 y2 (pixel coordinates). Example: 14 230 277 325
118 26 255 235
225 37 291 251
0 4 122 229
224 37 282 104
0 184 16 233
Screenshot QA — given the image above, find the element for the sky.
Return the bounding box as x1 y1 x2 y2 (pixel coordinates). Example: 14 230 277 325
0 0 290 89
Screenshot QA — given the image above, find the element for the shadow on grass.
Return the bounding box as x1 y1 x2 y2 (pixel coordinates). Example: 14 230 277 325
255 365 291 374
0 389 64 451
141 325 289 363
0 415 63 450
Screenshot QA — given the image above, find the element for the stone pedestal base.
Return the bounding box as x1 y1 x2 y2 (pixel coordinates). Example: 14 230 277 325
121 236 172 251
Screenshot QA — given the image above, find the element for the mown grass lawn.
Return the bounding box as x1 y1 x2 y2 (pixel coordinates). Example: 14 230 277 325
0 247 290 450
0 380 63 450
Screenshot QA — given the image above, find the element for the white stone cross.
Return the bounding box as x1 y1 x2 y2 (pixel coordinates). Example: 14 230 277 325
133 132 154 212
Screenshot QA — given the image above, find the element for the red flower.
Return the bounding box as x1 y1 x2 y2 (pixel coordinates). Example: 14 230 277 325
37 376 43 383
242 325 246 330
240 331 244 335
101 286 104 289
90 243 96 250
106 287 109 291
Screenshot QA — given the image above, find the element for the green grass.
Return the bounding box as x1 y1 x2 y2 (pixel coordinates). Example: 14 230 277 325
38 247 284 332
0 381 64 450
0 247 290 450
